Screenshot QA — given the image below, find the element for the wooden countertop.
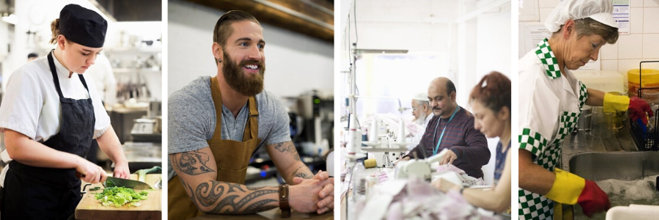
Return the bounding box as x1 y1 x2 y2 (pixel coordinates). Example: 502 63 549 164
189 209 333 220
75 174 162 220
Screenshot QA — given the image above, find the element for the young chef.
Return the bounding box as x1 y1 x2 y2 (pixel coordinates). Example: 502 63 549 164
0 4 129 219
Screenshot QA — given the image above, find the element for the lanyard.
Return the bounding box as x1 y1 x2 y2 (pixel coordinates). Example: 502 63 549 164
433 107 460 155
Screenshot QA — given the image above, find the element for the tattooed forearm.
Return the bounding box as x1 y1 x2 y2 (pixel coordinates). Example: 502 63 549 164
292 165 313 179
173 150 215 175
195 181 225 207
207 184 278 214
242 199 279 213
273 142 301 161
179 176 196 204
190 180 279 214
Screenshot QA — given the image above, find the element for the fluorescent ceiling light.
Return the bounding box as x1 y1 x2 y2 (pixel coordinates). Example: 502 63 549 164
354 49 409 54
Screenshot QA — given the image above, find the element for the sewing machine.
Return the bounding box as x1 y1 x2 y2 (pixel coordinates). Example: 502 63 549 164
394 149 449 181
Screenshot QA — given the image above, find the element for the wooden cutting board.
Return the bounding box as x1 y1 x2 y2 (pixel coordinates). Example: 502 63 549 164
75 174 162 220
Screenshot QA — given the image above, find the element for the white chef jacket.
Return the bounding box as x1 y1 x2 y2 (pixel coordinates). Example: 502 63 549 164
85 53 117 106
0 51 111 142
518 39 588 220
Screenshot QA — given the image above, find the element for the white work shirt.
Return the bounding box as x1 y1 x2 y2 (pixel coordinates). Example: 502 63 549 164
518 39 588 220
0 51 111 142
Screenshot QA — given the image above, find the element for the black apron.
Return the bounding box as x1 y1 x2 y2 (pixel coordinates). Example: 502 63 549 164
1 52 96 220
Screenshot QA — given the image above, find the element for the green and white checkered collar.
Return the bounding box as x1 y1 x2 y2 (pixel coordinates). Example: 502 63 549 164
535 38 561 79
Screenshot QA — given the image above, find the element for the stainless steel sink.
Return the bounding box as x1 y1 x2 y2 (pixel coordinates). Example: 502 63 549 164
569 152 659 181
568 152 659 220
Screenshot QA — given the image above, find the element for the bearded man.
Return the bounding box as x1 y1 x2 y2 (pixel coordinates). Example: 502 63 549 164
167 10 334 219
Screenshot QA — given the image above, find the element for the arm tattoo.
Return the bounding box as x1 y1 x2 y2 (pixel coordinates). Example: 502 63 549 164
292 165 313 179
190 180 278 214
206 183 278 214
173 150 215 175
273 142 301 161
242 199 279 213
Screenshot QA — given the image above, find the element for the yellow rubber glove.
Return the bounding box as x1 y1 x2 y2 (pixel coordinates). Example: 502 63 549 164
602 93 630 113
545 168 585 205
546 169 611 217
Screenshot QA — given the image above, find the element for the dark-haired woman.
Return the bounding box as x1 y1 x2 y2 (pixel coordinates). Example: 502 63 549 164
432 72 511 215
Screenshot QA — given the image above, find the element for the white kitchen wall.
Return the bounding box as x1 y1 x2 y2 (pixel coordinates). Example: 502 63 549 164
519 0 659 77
2 0 163 102
2 0 109 92
167 0 334 98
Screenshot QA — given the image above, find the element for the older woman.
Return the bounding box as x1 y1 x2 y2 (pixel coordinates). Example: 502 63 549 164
432 71 511 215
518 0 652 219
0 4 129 219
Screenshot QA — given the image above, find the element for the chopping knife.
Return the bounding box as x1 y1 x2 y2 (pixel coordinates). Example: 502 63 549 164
104 176 153 190
76 172 153 190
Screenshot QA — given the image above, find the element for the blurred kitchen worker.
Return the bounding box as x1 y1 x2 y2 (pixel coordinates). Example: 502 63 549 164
83 52 116 164
433 71 511 216
517 0 652 219
27 52 38 62
168 10 333 219
0 4 129 219
411 92 432 127
85 52 116 108
398 77 490 178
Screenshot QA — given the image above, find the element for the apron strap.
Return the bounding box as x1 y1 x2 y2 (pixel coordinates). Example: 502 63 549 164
209 76 260 142
47 52 65 100
210 76 224 142
243 97 259 141
77 74 91 97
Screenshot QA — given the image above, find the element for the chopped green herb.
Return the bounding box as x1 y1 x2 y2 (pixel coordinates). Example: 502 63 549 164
89 187 101 191
95 186 149 207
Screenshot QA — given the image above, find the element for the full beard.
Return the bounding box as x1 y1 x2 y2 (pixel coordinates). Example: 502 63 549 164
222 51 265 97
415 112 427 125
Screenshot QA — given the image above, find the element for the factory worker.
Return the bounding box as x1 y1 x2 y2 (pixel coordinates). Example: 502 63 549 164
400 77 490 178
412 92 432 127
0 4 129 219
518 0 652 219
433 71 511 215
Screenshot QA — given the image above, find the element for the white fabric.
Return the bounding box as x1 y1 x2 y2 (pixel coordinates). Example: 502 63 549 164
85 53 117 106
545 0 617 33
519 50 582 144
0 51 111 142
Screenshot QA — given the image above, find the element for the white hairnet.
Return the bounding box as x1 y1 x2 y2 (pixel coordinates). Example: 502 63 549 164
412 93 428 102
545 0 617 33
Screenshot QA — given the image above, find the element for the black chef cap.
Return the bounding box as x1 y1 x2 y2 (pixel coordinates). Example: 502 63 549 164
58 4 107 48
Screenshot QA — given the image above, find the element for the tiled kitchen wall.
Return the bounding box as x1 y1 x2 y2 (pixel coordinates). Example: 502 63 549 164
522 0 659 73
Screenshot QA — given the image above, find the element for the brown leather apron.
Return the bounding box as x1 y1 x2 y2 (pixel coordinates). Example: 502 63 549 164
168 76 261 219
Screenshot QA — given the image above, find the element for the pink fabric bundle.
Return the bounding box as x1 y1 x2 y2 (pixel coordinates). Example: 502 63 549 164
433 163 486 186
357 178 499 220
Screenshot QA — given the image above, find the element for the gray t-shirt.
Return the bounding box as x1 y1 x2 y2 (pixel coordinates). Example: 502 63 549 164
167 76 291 180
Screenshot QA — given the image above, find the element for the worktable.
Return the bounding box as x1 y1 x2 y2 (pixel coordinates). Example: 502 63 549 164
188 209 333 220
75 174 162 220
